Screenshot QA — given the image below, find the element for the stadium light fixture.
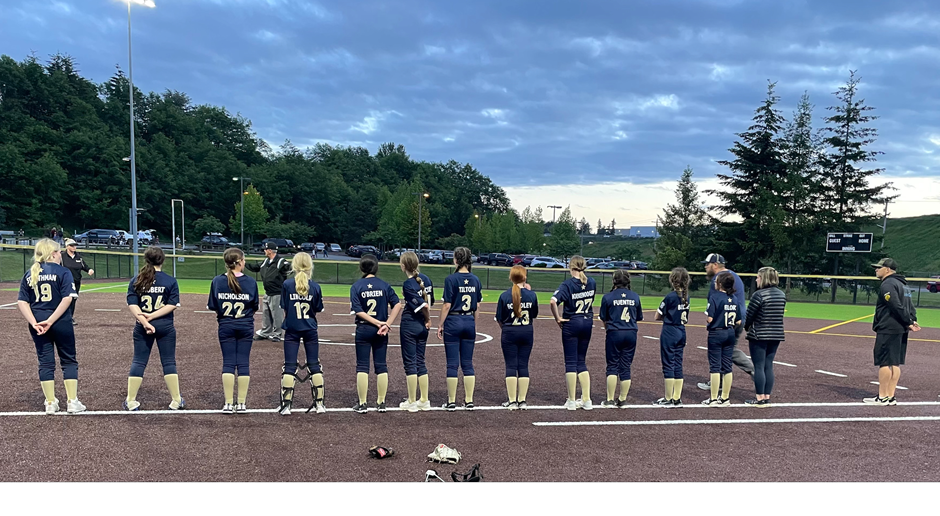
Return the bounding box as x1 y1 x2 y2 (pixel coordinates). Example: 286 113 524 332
413 192 429 251
122 0 155 271
234 177 251 248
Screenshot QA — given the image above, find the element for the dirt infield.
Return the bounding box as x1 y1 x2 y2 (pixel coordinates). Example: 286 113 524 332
2 290 940 482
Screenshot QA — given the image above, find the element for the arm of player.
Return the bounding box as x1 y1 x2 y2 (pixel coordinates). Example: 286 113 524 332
16 301 43 333
437 302 451 340
36 297 73 332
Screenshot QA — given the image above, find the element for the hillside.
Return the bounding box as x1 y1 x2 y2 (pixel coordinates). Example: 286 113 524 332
878 214 940 275
575 236 657 261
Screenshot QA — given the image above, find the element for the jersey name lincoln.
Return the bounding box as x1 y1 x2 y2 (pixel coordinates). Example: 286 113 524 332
289 293 313 302
216 292 251 301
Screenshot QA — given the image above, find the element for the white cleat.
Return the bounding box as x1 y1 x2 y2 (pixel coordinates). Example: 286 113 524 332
67 399 86 414
399 400 419 413
416 400 432 411
315 401 326 414
235 403 247 414
564 399 579 411
580 398 593 411
45 399 60 415
222 403 234 414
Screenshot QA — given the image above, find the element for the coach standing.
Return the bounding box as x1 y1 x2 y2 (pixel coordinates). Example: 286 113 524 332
865 258 920 405
698 253 755 391
60 238 94 326
246 241 290 342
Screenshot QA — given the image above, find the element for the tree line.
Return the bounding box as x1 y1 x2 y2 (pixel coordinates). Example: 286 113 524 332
0 53 553 251
654 72 892 297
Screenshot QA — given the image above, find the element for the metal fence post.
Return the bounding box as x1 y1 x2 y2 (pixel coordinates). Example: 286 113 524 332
486 268 490 289
336 262 339 284
106 253 110 278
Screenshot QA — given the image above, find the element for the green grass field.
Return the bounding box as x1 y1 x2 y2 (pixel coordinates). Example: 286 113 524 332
30 279 937 329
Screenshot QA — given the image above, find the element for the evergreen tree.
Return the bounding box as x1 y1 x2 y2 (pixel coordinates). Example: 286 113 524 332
547 207 580 259
653 167 713 271
709 81 788 273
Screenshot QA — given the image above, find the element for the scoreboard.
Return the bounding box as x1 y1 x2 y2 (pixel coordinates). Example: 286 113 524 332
826 232 873 253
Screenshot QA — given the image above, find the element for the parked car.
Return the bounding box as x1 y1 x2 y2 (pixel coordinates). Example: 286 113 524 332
522 255 536 267
75 229 121 245
299 242 316 253
632 261 649 270
315 243 326 252
586 262 616 270
530 256 566 268
426 250 444 264
330 243 342 253
201 233 230 248
586 258 606 266
608 261 635 270
346 245 383 259
442 251 455 263
927 276 940 293
481 253 514 266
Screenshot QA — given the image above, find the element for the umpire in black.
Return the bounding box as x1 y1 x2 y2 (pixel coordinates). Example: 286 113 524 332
865 258 920 405
60 238 94 326
246 241 290 342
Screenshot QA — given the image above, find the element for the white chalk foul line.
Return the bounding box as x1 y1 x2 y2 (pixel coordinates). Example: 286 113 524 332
697 346 708 350
773 361 797 367
642 336 659 340
816 370 847 377
94 309 122 312
533 415 940 427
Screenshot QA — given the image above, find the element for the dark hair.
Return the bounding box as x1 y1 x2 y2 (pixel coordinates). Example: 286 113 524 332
454 247 472 271
717 272 736 296
223 247 244 294
611 269 631 291
359 254 379 277
669 267 691 304
134 246 165 296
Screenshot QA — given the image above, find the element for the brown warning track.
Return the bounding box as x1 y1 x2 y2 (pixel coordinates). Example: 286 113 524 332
1 291 940 482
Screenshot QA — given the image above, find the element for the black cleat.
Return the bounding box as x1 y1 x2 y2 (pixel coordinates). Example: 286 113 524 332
352 402 368 414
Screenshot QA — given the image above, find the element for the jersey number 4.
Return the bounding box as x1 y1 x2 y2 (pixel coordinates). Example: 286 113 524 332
620 307 631 323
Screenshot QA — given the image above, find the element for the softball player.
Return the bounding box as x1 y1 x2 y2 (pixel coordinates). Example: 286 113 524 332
207 248 260 414
703 273 743 406
549 255 597 410
278 252 325 416
350 254 403 414
495 265 539 410
654 267 691 407
16 238 84 414
398 251 435 412
598 269 642 408
437 247 482 411
124 246 184 411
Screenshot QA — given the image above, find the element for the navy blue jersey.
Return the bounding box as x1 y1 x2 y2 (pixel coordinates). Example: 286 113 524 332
207 274 259 323
552 276 597 319
658 291 690 327
599 288 643 331
442 272 483 314
709 269 747 324
706 290 743 331
350 277 400 324
18 263 77 313
280 278 325 331
402 273 435 322
495 288 540 326
126 271 180 324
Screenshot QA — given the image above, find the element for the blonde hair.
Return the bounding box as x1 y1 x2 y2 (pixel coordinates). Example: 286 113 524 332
400 251 429 305
510 265 527 318
292 252 313 297
30 238 60 296
223 247 244 294
757 266 779 288
569 255 587 285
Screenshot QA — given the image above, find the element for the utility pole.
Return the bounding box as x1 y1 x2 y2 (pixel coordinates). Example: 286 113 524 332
878 199 890 250
547 205 561 235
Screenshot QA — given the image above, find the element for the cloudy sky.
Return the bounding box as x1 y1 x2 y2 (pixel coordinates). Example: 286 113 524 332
3 0 940 228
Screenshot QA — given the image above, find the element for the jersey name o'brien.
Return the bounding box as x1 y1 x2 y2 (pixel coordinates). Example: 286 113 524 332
360 290 385 298
217 292 251 301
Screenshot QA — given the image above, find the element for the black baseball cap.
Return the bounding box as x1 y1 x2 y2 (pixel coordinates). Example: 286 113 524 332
702 253 725 264
263 241 278 250
871 258 898 271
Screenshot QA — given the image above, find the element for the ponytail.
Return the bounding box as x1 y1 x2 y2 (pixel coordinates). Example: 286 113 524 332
509 265 526 318
569 255 588 286
30 238 60 296
718 273 736 296
292 252 313 297
400 251 429 305
135 246 164 296
223 248 244 294
669 267 691 305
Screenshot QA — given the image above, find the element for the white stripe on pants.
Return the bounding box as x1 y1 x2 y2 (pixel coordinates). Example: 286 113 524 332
259 294 284 338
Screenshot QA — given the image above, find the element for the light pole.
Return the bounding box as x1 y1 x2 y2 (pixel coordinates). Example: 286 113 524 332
474 213 479 254
413 192 429 251
547 205 561 234
171 199 184 277
233 177 251 248
123 0 155 272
